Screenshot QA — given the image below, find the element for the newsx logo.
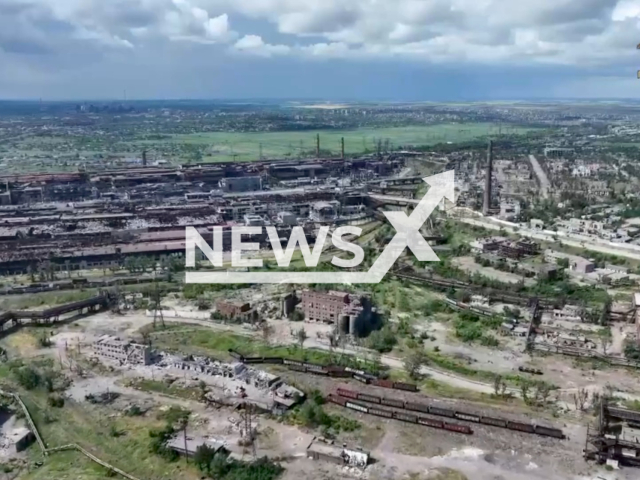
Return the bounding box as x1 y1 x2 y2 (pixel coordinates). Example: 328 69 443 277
184 170 454 284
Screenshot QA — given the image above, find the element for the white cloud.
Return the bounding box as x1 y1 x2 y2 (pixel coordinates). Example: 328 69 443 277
233 34 290 56
0 0 639 67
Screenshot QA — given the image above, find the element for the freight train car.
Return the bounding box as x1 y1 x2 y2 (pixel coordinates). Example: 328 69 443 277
371 379 394 389
369 407 393 419
381 397 405 409
480 416 507 428
357 393 381 404
429 406 455 418
444 423 472 434
418 417 444 429
507 421 535 434
534 426 565 439
454 412 480 423
263 357 284 364
394 412 418 423
392 382 419 392
334 388 564 440
336 388 358 399
345 401 369 414
405 401 430 414
283 359 304 367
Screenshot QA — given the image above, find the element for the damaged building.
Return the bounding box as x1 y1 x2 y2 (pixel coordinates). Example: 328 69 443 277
93 335 152 365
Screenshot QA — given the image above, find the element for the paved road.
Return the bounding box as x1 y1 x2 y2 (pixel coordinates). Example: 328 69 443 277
456 214 640 262
528 154 550 199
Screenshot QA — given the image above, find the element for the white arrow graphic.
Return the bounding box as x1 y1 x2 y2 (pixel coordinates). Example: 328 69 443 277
185 170 455 284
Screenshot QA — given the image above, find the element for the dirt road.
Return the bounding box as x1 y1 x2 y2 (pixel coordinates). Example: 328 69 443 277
528 154 550 199
119 313 640 405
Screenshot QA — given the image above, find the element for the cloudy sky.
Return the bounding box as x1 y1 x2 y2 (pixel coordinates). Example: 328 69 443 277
1 0 640 100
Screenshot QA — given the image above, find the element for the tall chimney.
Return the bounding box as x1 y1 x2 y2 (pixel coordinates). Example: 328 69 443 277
483 140 493 215
341 137 345 159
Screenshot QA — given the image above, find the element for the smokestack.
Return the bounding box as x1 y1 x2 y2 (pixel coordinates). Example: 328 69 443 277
142 150 147 167
316 134 320 157
341 137 345 159
483 140 493 215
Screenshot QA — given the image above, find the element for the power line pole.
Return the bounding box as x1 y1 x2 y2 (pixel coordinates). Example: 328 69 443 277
341 137 345 159
183 422 188 464
153 278 165 329
241 402 256 458
316 134 320 158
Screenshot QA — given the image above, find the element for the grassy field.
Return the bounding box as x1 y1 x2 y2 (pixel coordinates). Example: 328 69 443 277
144 324 339 365
153 123 537 162
6 123 540 168
20 391 201 480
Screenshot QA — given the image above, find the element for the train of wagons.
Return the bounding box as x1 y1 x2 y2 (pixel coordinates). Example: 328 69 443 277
230 350 563 439
229 350 418 391
327 393 473 435
334 387 565 439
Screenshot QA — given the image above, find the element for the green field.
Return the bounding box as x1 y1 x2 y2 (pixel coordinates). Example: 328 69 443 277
153 123 536 162
2 122 541 171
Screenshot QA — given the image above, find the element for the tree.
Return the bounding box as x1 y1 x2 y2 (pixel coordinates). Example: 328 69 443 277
572 388 590 412
625 342 640 361
598 328 613 356
557 257 570 269
493 374 506 397
296 327 308 351
518 377 532 404
194 444 218 474
198 380 208 402
366 326 397 353
395 287 411 311
289 310 304 322
403 349 427 380
533 381 554 406
124 257 138 274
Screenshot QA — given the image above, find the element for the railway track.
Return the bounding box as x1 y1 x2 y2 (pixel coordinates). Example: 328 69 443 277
334 387 565 439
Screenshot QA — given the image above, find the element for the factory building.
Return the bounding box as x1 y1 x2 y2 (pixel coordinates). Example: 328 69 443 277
310 201 339 222
300 289 375 336
219 176 262 193
93 335 152 365
215 300 257 323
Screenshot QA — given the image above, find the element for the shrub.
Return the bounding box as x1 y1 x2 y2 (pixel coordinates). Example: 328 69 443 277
366 326 397 353
47 395 64 408
12 366 41 390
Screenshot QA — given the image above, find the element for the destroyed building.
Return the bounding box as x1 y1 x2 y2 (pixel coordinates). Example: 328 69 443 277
93 335 152 365
215 300 258 323
307 438 369 468
160 355 304 412
300 289 376 336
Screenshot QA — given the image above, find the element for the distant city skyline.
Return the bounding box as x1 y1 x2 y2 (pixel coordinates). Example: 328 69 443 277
1 0 639 100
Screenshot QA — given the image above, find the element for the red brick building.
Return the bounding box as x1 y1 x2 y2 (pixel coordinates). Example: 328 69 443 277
301 290 350 323
215 300 256 322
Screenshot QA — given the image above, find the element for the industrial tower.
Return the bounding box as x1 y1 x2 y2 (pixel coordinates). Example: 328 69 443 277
482 140 493 216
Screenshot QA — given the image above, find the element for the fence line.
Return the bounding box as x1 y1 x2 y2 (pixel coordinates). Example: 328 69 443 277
1 390 143 480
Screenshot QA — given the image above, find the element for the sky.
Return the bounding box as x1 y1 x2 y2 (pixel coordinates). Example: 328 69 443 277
1 0 640 101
